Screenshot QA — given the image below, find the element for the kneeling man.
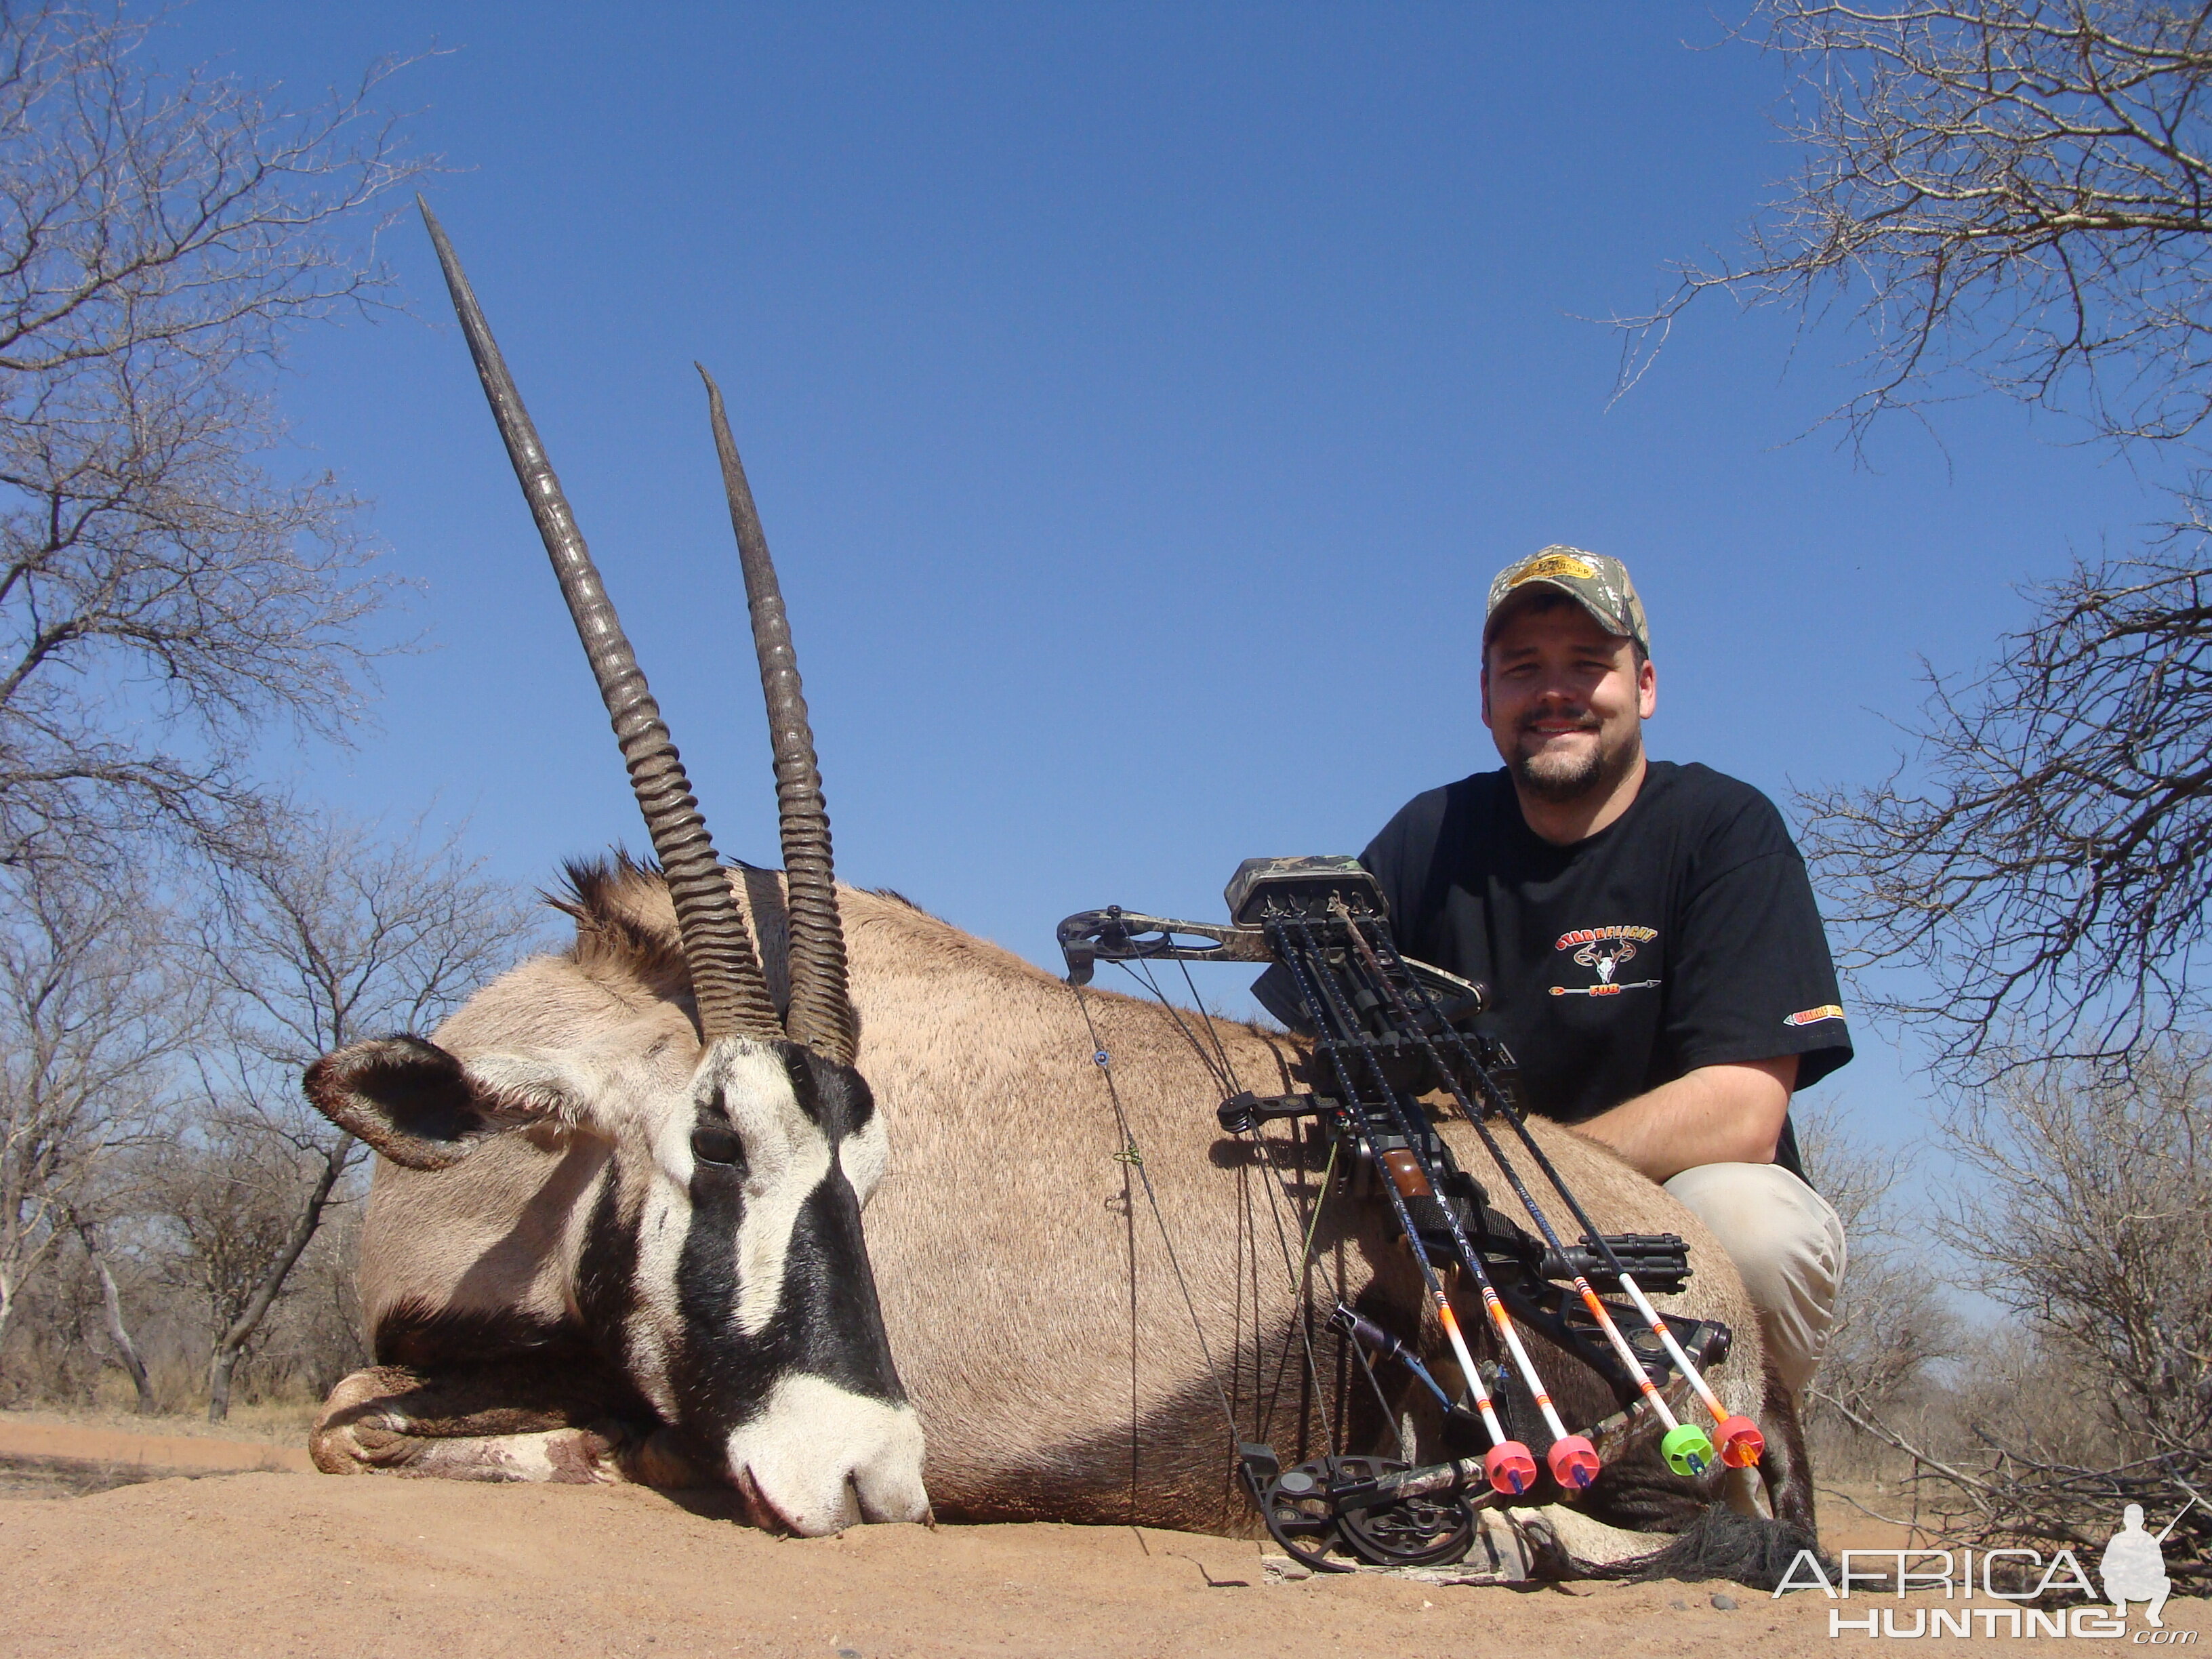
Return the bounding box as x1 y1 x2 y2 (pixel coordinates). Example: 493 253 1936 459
1259 547 1849 1394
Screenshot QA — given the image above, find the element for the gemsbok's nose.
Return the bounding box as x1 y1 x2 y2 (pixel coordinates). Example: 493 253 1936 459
726 1374 929 1535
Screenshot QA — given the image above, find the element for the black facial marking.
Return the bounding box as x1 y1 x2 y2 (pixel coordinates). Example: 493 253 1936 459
575 1170 646 1380
665 1125 777 1460
659 1042 905 1476
777 1170 906 1402
778 1044 876 1138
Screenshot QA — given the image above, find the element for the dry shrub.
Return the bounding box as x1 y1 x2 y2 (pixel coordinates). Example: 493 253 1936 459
1795 1102 1961 1480
1806 1048 2209 1591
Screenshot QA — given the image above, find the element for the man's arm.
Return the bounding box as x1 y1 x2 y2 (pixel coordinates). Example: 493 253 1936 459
1573 1054 1797 1184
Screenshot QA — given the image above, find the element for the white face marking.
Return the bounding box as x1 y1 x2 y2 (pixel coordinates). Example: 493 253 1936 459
699 1042 835 1338
724 1374 928 1535
615 1036 838 1401
838 1105 888 1201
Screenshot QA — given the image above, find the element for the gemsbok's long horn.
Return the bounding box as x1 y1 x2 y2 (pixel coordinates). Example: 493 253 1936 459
698 366 859 1066
419 200 783 1045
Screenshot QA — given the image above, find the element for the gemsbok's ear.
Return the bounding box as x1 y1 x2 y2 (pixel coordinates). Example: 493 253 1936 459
303 1035 583 1171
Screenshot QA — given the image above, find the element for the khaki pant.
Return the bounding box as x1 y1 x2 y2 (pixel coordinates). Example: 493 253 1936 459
1662 1162 1846 1397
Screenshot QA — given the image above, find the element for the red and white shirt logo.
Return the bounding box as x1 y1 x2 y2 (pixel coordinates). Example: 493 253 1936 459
1550 925 1662 998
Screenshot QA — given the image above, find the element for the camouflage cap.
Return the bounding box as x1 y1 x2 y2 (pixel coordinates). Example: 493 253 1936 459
1483 546 1650 655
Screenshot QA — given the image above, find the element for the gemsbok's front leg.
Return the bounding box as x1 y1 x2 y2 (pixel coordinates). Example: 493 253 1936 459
311 1362 705 1486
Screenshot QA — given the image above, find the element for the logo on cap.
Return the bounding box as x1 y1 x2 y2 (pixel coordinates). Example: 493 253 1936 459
1507 552 1598 588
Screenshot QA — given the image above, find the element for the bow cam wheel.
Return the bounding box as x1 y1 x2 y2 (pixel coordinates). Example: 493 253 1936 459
1331 1455 1479 1568
1257 1458 1355 1573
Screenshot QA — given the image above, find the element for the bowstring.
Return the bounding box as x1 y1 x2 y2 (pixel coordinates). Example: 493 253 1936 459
1179 956 1359 1456
1111 957 1351 1460
1175 957 1245 1093
1071 981 1242 1448
1352 1336 1411 1460
1135 958 1258 1427
1123 959 1233 1095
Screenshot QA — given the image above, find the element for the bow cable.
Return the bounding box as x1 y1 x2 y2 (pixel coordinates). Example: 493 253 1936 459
1071 981 1242 1446
1113 958 1351 1460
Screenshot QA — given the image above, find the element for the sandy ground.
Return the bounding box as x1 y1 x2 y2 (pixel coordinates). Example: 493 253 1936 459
0 1415 2202 1658
0 1414 313 1479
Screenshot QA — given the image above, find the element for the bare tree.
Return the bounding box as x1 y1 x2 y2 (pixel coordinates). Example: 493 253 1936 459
184 808 539 1420
0 3 429 866
1622 1 2212 449
1943 1046 2211 1468
0 859 190 1364
1798 541 2212 1068
157 1120 319 1408
1619 3 2212 1069
70 1208 154 1412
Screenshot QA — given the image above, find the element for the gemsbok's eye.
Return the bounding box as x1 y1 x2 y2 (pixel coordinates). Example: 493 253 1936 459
690 1126 743 1166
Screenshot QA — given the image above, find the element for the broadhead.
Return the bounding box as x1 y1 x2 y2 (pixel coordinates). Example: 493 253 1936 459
1483 1441 1539 1496
1660 1422 1716 1477
1716 1415 1765 1469
1547 1434 1601 1492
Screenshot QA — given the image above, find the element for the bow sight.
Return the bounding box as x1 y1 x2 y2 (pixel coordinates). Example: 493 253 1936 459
1059 856 1765 1572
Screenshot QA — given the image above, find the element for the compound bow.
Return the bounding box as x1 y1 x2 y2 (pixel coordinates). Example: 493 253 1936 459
1059 856 1764 1572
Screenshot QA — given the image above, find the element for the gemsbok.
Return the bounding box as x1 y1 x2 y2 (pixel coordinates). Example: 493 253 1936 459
302 207 1816 1577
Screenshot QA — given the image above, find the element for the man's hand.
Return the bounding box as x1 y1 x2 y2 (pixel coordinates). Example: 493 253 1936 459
1574 1056 1797 1184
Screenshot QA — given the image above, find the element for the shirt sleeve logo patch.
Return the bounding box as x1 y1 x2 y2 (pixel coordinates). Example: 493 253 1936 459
1783 1004 1845 1027
1550 924 1662 998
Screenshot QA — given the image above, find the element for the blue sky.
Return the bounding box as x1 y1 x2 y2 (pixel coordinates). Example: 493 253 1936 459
166 3 2162 1156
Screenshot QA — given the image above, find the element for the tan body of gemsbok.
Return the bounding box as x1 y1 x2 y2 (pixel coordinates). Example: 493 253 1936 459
303 206 1816 1572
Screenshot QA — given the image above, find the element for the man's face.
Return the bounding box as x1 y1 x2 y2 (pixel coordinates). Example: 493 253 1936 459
1480 597 1656 803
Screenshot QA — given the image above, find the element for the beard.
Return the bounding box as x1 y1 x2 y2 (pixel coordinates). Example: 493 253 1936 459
1510 712 1638 804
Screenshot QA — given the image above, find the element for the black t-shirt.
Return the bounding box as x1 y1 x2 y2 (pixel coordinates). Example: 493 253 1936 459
1255 762 1849 1179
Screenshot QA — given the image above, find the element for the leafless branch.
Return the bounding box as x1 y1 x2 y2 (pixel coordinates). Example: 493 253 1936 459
0 3 434 865
0 855 193 1364
1802 534 2212 1069
1621 1 2212 454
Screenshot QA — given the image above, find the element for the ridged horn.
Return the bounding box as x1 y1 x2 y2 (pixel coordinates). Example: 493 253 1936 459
420 201 783 1045
698 365 859 1065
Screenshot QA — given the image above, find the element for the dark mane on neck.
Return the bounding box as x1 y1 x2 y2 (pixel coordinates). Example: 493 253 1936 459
550 853 691 994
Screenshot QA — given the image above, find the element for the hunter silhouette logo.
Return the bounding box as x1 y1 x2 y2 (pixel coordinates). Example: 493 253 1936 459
2104 1498 2194 1628
1551 925 1660 998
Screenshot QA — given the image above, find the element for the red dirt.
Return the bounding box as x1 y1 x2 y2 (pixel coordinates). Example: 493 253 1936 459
0 1416 312 1475
1 1418 2201 1657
